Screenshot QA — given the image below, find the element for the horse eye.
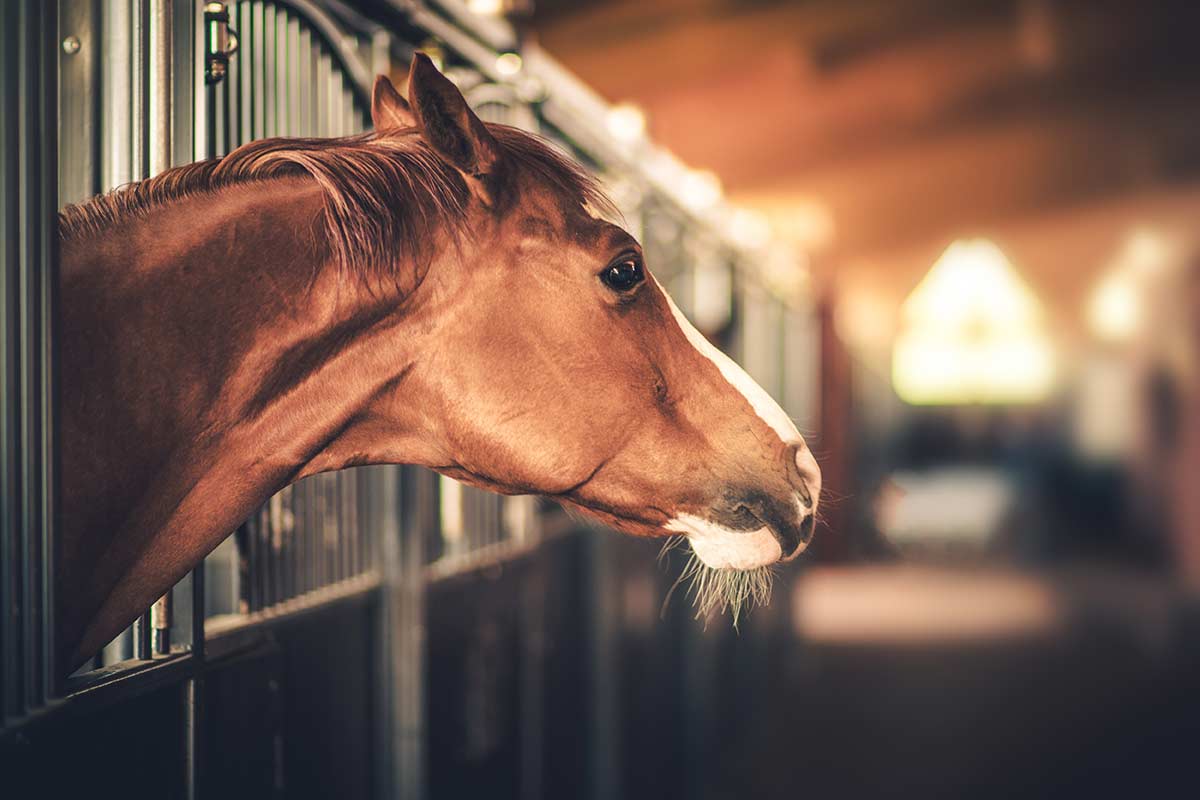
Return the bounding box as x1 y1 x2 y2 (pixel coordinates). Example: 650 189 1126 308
600 257 644 292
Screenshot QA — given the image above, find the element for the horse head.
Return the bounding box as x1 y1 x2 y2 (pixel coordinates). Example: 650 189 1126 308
371 56 822 586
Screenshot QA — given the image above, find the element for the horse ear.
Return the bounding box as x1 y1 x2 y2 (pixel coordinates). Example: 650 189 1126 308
371 75 415 131
407 52 500 180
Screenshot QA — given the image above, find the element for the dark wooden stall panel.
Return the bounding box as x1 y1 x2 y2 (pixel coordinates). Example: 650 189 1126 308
1 685 187 798
425 533 593 800
202 594 380 800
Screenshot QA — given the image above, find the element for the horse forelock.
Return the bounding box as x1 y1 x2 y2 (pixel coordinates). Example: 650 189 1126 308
57 123 616 282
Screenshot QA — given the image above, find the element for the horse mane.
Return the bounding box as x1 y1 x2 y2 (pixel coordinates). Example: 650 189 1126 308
58 124 614 279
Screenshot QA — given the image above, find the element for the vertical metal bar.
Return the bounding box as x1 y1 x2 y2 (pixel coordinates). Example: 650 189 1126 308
248 511 260 615
324 474 336 585
98 0 136 667
263 3 275 138
102 0 133 192
274 489 287 602
331 67 344 138
235 522 251 614
272 491 285 604
185 513 204 797
149 0 173 176
129 0 152 662
132 0 149 180
287 16 301 137
0 0 20 721
259 506 270 611
348 470 358 577
275 6 288 138
170 0 194 169
146 0 175 657
307 478 317 592
349 469 361 577
16 0 60 701
343 471 354 580
151 593 172 655
252 1 264 140
292 485 302 600
333 472 345 583
2 0 58 715
238 1 253 146
298 27 312 138
58 0 99 207
313 476 325 589
290 480 302 597
222 2 239 150
191 0 206 161
387 466 427 800
212 64 227 157
317 51 330 138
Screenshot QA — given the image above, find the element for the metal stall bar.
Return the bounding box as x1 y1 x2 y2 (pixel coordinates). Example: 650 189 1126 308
128 0 154 663
96 0 135 667
1 0 59 725
148 0 175 658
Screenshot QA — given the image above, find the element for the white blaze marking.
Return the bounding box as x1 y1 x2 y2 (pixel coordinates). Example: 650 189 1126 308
655 278 799 443
654 279 811 569
666 514 782 570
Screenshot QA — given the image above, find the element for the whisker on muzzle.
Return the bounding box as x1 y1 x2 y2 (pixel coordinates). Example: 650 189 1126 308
660 542 776 629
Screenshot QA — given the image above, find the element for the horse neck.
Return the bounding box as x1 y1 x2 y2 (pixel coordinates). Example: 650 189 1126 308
57 177 424 668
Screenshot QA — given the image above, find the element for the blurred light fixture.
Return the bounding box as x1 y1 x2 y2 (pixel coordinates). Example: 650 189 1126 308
679 169 722 212
727 208 772 250
606 103 647 144
467 0 504 15
892 239 1054 404
1085 228 1171 344
767 198 834 251
835 287 894 353
494 51 523 77
1124 227 1171 277
760 243 810 304
1087 271 1140 343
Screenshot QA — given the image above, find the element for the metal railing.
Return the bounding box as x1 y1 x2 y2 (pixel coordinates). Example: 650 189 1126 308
199 1 384 636
3 6 819 799
1 0 59 729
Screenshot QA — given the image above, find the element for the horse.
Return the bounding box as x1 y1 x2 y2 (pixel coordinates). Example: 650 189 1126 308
55 54 821 674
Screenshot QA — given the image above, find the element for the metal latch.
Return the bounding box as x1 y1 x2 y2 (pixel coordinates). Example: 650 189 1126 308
204 2 239 85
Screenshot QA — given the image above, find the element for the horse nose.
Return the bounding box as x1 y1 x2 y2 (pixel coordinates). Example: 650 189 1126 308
785 442 821 510
778 512 816 562
713 486 816 562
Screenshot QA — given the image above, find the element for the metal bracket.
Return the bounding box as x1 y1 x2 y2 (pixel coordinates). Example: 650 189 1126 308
203 2 239 85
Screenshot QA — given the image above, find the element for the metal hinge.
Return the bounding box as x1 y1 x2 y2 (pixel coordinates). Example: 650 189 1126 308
204 2 239 85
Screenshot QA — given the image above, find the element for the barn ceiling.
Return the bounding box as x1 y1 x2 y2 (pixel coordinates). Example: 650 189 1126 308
527 0 1200 330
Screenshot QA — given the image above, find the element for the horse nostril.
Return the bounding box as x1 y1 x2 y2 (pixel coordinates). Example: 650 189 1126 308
778 513 816 562
727 502 764 530
785 442 819 508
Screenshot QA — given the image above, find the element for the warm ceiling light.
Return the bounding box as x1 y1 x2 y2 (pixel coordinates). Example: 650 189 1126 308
892 239 1055 405
467 0 505 15
494 52 522 77
1088 271 1140 343
727 208 772 250
606 103 646 144
679 169 722 212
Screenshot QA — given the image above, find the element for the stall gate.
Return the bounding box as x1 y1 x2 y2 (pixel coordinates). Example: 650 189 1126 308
2 2 425 797
2 2 821 799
